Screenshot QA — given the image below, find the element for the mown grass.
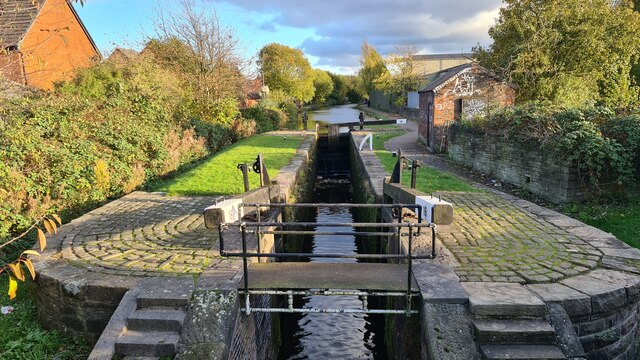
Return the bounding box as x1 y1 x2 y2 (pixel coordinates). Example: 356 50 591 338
563 194 640 248
154 134 305 196
0 277 90 360
372 131 479 193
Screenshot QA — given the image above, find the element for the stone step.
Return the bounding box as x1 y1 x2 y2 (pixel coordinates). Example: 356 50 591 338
462 283 546 318
123 357 160 360
474 319 556 345
115 331 180 357
136 292 190 309
127 309 186 332
481 345 566 360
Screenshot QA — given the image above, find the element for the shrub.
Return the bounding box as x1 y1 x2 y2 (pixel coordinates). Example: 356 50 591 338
456 104 640 187
240 107 288 133
0 58 212 240
603 114 640 180
231 118 257 141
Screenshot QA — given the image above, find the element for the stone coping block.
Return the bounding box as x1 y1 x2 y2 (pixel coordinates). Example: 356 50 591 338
561 274 628 314
526 283 592 318
588 269 640 303
413 263 467 304
461 282 546 318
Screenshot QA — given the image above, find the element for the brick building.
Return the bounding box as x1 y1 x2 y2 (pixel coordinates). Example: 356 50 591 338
0 0 100 90
418 62 515 151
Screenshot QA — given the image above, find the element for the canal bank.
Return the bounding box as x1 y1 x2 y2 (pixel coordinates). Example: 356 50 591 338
351 127 640 360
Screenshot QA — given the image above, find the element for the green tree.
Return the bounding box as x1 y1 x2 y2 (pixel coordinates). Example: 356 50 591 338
378 45 421 107
475 0 640 107
311 69 334 105
357 41 389 97
258 43 315 104
327 72 348 105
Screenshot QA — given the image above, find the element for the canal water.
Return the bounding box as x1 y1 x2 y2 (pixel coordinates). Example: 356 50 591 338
278 105 388 359
295 104 372 130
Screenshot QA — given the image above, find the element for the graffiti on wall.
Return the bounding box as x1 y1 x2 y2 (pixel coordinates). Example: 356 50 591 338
435 100 453 111
463 99 487 117
446 72 479 97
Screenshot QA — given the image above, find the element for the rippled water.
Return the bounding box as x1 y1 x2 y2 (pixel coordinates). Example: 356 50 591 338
278 178 388 360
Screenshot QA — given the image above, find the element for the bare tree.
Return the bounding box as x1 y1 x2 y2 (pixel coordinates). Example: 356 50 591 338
381 45 421 107
151 0 251 106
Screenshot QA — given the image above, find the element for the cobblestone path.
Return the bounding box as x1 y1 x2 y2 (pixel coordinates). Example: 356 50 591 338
59 192 222 276
437 192 602 283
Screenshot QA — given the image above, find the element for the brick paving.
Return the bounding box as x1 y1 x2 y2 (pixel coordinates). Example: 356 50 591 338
59 192 222 276
436 192 601 283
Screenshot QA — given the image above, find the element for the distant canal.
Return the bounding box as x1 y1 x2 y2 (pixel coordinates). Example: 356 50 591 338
294 104 373 130
278 105 388 359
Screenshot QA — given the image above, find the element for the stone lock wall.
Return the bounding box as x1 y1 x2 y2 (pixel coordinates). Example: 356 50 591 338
448 131 589 203
573 301 639 359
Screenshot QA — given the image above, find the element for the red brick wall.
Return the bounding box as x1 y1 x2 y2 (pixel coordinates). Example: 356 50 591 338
0 51 25 84
418 64 516 151
20 0 100 90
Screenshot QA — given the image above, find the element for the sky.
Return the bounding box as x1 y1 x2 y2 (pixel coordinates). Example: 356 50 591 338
75 0 504 75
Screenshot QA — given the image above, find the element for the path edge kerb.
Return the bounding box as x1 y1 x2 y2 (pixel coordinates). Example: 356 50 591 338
31 132 317 345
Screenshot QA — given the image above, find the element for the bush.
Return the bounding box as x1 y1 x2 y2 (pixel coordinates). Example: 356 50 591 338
456 104 640 187
603 114 640 180
231 117 257 141
0 59 211 240
240 107 288 133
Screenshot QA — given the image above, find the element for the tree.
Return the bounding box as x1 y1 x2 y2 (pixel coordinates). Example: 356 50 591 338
475 0 640 107
327 72 348 105
153 0 249 116
379 45 421 107
311 69 334 105
357 41 389 97
258 43 315 104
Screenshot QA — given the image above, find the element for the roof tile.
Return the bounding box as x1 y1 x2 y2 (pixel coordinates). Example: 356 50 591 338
0 0 41 47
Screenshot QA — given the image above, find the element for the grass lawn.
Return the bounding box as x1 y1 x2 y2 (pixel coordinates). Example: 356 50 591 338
154 134 305 196
0 277 90 359
563 195 640 248
372 131 479 193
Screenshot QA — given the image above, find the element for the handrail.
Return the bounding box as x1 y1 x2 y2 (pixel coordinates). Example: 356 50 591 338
216 202 437 316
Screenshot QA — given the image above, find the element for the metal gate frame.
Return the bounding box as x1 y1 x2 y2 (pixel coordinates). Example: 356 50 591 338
216 203 437 317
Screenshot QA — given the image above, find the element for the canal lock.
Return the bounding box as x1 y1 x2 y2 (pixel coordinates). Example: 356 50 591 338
273 132 421 359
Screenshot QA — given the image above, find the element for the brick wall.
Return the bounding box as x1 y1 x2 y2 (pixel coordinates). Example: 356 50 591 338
0 51 25 84
448 131 589 203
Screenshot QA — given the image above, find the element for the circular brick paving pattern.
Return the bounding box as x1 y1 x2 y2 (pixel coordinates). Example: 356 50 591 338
60 192 221 276
438 192 602 283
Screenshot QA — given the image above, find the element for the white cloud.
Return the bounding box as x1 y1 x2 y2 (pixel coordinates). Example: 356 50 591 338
218 0 502 71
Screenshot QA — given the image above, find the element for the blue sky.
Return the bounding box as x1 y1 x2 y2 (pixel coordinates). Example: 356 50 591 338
75 0 503 74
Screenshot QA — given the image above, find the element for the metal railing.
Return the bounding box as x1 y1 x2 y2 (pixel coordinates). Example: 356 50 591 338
216 202 437 317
